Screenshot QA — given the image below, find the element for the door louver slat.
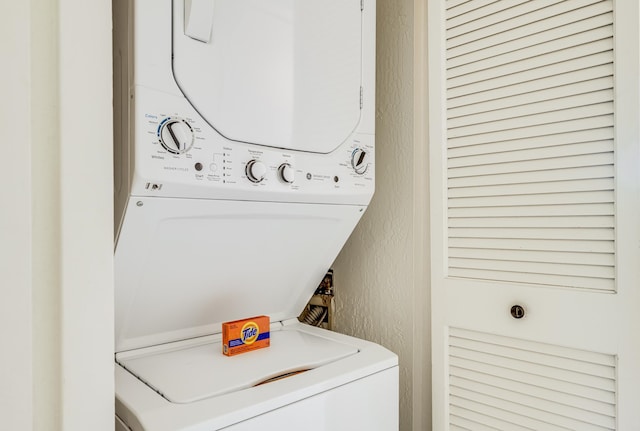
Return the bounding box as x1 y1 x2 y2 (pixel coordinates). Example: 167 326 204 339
448 166 614 188
449 141 613 166
448 238 614 254
448 191 614 208
449 154 614 177
448 178 614 198
449 258 613 279
448 248 615 266
449 215 614 228
448 203 614 218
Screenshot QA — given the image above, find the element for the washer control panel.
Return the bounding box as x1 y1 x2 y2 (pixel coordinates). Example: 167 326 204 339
134 90 374 204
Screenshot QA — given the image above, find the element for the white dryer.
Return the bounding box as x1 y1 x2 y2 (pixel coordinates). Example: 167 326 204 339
113 1 397 430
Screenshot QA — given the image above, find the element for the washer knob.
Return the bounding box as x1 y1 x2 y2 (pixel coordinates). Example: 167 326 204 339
246 159 267 183
278 163 295 184
351 148 369 175
159 118 194 154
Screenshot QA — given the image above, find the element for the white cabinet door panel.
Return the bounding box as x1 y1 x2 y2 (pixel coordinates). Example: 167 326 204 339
429 0 640 429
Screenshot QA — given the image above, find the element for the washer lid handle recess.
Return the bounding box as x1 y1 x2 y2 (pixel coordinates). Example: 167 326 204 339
172 0 363 154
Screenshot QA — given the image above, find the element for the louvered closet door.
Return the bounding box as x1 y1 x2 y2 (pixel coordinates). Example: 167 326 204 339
428 1 640 429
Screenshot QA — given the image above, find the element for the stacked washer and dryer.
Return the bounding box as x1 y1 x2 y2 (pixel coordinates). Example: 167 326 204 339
113 1 398 430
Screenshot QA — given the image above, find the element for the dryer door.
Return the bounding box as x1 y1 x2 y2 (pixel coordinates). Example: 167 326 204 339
172 0 363 154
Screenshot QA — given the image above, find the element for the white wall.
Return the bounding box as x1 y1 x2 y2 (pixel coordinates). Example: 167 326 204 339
31 0 62 427
332 0 430 430
1 1 114 429
58 1 114 429
2 3 34 429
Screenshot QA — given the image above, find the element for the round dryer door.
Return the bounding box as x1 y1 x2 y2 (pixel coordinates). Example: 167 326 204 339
172 0 363 154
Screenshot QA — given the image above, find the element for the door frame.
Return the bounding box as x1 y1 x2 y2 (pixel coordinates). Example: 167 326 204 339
2 1 114 429
413 0 431 429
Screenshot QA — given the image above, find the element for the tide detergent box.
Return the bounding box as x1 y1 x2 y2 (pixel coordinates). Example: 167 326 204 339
222 315 270 356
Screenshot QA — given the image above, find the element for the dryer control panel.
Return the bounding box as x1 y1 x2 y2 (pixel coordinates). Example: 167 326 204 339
131 87 374 205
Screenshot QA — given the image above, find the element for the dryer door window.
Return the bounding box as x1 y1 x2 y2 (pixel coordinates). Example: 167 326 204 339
172 0 362 154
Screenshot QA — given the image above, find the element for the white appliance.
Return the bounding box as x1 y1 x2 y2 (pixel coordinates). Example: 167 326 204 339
113 1 398 430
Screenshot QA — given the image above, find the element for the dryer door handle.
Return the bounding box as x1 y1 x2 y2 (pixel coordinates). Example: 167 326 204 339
184 0 215 43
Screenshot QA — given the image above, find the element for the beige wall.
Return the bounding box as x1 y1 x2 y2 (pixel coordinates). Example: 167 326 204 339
1 1 114 429
332 0 430 430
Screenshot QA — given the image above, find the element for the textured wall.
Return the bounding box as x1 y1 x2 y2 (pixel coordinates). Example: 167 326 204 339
332 0 416 429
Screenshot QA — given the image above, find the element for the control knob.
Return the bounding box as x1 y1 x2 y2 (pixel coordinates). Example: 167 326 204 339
246 159 267 183
159 118 194 154
278 163 295 184
351 148 369 175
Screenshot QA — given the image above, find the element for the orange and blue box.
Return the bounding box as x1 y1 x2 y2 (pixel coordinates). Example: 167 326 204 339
222 315 270 356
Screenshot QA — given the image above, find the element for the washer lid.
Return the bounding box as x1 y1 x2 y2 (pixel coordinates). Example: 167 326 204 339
117 328 359 404
172 0 363 154
114 197 365 352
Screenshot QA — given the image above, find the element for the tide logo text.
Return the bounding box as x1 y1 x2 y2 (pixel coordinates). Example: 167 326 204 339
240 322 260 345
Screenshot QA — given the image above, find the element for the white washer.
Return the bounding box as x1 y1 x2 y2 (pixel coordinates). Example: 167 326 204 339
113 1 397 430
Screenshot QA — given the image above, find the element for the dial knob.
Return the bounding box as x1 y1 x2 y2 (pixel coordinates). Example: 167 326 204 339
159 118 194 154
351 148 369 175
246 159 267 183
278 163 295 184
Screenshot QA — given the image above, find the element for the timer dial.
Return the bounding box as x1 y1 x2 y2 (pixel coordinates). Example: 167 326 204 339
159 118 194 154
246 159 267 183
351 148 369 175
